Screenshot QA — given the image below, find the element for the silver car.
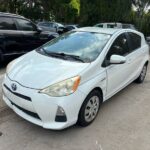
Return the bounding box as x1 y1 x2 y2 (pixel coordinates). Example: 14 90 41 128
37 22 64 32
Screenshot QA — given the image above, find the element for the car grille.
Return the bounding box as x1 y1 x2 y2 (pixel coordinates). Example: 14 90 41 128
4 84 32 101
10 100 41 120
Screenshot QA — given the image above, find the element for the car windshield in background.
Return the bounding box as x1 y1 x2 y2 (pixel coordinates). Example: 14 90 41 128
39 31 111 63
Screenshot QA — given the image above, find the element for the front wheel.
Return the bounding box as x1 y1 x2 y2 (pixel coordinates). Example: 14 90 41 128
135 64 148 83
77 90 102 127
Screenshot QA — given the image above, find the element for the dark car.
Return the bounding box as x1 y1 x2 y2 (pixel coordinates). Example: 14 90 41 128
64 25 79 32
0 12 59 61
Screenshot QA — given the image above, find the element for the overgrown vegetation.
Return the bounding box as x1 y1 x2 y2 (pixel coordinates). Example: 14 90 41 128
0 0 150 35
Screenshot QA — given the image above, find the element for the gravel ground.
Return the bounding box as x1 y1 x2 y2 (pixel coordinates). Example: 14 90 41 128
0 63 150 150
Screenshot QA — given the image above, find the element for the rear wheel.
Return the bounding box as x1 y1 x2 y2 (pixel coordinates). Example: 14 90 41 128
78 90 102 127
135 64 148 83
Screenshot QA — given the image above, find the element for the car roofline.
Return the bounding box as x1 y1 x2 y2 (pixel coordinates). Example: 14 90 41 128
74 27 122 35
0 12 25 18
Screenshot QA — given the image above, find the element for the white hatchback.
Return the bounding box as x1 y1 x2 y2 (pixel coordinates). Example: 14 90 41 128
2 27 149 130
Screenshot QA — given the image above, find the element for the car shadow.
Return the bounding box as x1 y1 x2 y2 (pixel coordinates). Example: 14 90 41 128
0 55 20 70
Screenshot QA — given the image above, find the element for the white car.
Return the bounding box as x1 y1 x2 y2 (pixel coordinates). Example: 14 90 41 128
94 22 136 30
2 27 149 130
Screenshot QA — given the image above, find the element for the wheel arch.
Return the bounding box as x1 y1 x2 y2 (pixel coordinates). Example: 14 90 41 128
77 86 104 125
145 61 149 66
78 86 104 114
91 87 104 102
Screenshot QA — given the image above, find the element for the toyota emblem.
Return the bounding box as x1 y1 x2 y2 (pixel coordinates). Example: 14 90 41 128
11 83 17 91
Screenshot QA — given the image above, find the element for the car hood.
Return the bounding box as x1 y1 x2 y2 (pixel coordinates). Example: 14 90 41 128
7 51 90 89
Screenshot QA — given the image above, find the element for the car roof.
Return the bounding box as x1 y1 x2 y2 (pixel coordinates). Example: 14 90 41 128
96 22 133 25
0 12 24 18
96 22 121 25
76 27 121 35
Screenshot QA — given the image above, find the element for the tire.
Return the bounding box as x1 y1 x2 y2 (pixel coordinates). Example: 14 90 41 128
135 64 148 84
78 90 103 127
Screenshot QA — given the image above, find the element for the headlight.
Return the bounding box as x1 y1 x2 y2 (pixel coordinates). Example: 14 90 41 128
6 60 16 73
40 76 81 97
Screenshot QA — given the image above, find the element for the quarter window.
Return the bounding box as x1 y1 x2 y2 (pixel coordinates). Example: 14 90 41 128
107 24 116 28
15 19 36 31
122 24 130 29
0 17 16 30
128 32 141 51
106 33 129 60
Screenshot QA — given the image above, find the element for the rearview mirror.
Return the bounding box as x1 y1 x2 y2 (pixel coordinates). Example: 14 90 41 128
110 55 126 64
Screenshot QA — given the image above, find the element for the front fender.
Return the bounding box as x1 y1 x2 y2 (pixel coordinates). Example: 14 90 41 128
79 71 107 102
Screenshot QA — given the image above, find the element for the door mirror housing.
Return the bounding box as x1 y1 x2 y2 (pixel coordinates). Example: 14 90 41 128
36 27 42 33
110 55 126 64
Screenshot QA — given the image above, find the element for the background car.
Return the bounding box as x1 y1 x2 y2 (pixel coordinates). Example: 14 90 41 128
0 12 59 61
64 24 79 31
37 22 64 32
146 37 150 45
94 22 136 30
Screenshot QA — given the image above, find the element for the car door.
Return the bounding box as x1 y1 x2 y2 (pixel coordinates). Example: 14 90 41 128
104 33 132 98
126 32 144 80
0 16 24 55
15 18 44 52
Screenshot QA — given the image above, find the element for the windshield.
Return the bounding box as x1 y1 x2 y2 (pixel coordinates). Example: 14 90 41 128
39 31 111 63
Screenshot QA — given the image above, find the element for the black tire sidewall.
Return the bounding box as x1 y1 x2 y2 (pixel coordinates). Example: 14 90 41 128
78 90 102 127
136 64 147 83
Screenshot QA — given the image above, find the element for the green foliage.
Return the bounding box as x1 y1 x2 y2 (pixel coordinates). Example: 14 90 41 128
35 0 80 23
0 0 150 35
80 0 132 25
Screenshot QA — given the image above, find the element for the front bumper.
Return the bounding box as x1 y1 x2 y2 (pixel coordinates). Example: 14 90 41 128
2 75 86 130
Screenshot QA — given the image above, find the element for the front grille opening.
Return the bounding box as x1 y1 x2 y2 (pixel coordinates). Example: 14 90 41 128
4 84 32 101
10 101 41 120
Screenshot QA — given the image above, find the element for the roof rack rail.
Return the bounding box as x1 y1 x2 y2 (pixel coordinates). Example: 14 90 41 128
0 12 25 18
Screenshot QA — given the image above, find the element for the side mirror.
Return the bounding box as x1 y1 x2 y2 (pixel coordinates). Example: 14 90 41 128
37 27 42 33
110 55 126 64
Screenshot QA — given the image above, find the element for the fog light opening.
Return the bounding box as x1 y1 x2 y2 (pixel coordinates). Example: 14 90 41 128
55 106 67 122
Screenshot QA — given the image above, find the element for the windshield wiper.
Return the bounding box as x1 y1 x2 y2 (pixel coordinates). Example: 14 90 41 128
41 48 85 63
58 53 85 63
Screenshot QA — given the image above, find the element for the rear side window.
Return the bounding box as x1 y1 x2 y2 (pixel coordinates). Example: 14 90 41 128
107 24 116 28
95 24 103 28
122 24 130 29
15 18 37 31
0 17 16 30
98 24 103 28
128 32 141 51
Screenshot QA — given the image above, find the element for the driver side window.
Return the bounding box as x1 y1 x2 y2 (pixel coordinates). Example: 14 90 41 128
15 18 37 31
106 33 129 60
